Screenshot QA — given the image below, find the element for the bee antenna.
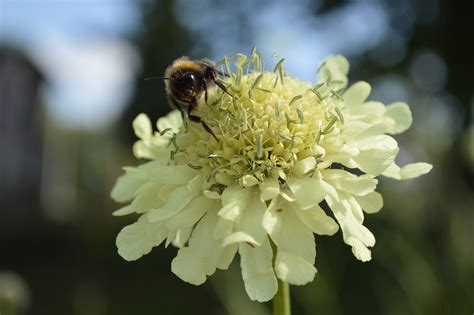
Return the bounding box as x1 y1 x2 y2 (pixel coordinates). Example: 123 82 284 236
144 76 172 81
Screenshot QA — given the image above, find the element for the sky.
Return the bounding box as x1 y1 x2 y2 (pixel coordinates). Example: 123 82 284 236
176 0 391 80
1 0 140 129
1 0 440 131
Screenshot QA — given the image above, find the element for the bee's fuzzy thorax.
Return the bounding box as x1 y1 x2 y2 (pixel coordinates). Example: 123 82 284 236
165 57 203 77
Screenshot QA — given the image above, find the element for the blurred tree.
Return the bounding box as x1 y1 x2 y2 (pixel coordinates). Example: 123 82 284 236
121 0 195 144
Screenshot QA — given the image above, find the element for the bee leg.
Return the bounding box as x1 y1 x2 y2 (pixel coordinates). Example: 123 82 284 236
215 69 230 78
180 109 188 128
168 95 188 129
202 79 209 104
188 114 218 141
187 103 218 140
214 79 233 98
206 67 233 98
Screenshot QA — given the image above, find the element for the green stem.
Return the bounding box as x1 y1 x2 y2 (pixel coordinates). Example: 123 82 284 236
270 238 291 315
273 279 291 315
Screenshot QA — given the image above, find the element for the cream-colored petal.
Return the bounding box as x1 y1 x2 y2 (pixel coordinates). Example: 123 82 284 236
323 169 378 196
350 194 365 223
116 215 167 261
287 177 326 209
381 162 402 179
385 102 412 134
321 140 358 167
165 196 217 230
133 138 171 161
326 192 375 262
134 181 160 195
400 163 433 179
279 186 296 202
352 135 399 176
132 141 156 160
110 170 147 203
241 175 260 187
157 184 178 203
346 121 388 141
187 175 204 194
259 178 280 201
382 162 433 180
239 238 278 302
312 171 339 200
164 230 176 248
222 231 259 247
236 193 267 244
171 247 206 285
171 212 222 285
292 157 316 177
171 227 192 248
275 251 317 285
222 193 267 246
262 199 281 236
348 101 386 117
148 165 197 185
112 205 135 216
271 208 317 285
148 186 196 222
203 190 221 199
156 110 182 134
317 55 349 91
218 186 253 222
217 243 238 270
322 136 358 154
214 217 234 240
320 153 357 168
291 203 339 236
341 120 369 136
133 113 152 140
114 184 163 216
343 81 371 107
347 237 372 261
354 191 383 214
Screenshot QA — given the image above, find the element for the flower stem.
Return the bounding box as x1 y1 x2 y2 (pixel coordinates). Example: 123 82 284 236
269 238 292 315
273 279 291 315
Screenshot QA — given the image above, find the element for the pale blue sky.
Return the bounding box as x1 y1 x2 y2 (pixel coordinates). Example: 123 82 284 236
1 0 401 130
1 0 140 129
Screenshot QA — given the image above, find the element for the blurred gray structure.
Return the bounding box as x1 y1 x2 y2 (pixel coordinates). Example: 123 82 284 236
0 47 44 232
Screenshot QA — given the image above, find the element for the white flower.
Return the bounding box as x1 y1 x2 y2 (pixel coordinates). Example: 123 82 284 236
111 51 432 302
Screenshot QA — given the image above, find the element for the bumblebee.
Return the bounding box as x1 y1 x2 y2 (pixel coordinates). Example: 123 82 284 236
163 57 230 140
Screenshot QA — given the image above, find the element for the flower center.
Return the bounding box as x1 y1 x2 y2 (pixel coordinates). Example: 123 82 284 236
171 54 345 185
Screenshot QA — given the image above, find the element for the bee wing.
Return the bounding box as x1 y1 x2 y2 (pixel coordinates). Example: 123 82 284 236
196 58 229 78
197 58 215 67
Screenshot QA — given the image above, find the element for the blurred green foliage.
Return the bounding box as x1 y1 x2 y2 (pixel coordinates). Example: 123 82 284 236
1 0 472 314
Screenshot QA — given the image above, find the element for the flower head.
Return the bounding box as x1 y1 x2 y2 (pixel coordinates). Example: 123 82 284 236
111 51 432 302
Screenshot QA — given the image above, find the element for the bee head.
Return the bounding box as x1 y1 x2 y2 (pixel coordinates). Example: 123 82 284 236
171 71 203 101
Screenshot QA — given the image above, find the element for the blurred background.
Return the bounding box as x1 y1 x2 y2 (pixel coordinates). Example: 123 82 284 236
0 0 472 314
